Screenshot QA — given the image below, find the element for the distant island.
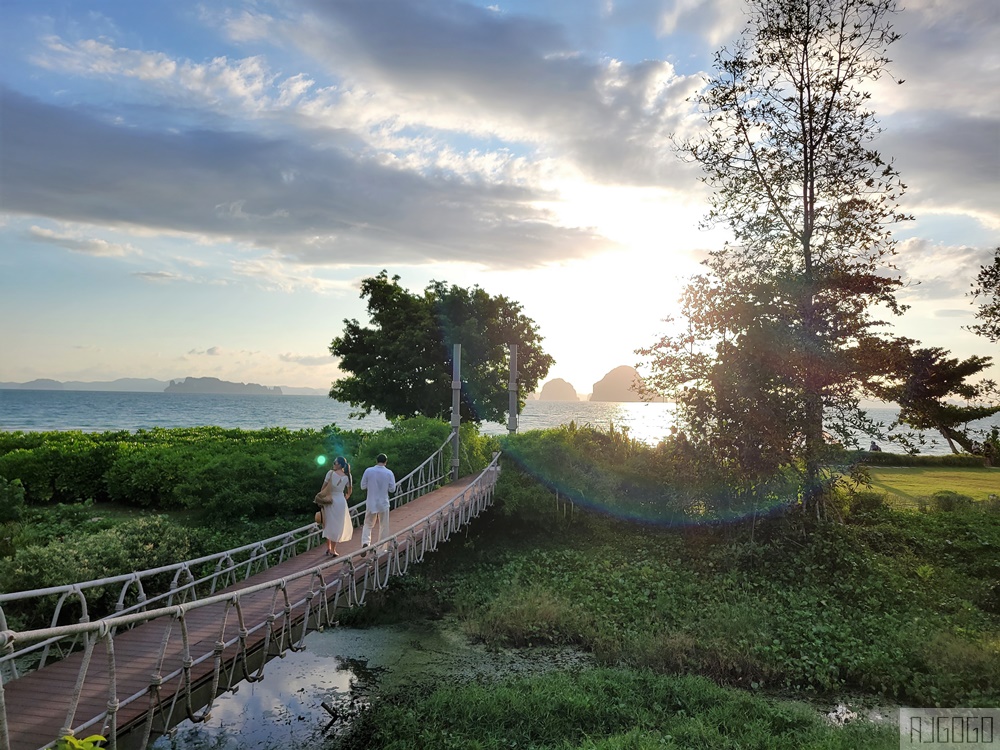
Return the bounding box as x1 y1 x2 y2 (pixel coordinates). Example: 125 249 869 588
0 377 328 395
165 377 281 395
538 378 579 401
534 366 667 403
589 366 644 402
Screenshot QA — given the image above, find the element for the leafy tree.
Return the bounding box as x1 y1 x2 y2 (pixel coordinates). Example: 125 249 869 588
639 0 911 515
876 347 1000 457
969 247 1000 344
329 272 553 424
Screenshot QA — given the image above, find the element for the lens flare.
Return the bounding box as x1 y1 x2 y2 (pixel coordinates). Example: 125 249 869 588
503 435 793 528
316 455 327 466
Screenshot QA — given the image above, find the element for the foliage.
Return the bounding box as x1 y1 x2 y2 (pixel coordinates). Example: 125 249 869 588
0 426 353 513
0 476 25 524
640 0 911 516
969 247 1000 343
874 347 1000 457
0 418 493 627
0 516 202 625
853 451 986 467
335 668 897 750
329 271 553 424
351 428 1000 708
55 735 105 750
0 476 26 558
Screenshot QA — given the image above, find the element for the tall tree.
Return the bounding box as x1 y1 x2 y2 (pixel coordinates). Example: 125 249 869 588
969 248 1000 344
639 0 910 515
329 271 553 424
876 347 1000 456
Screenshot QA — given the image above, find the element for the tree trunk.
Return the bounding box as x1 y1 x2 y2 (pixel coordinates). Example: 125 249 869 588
939 425 976 455
802 389 825 518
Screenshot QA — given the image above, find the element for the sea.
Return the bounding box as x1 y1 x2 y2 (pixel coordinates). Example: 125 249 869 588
1 389 998 455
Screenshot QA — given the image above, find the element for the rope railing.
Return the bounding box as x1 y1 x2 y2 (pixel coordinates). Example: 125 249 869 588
0 430 455 684
0 446 498 750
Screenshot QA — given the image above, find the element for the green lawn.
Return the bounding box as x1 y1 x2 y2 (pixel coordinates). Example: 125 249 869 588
867 466 1000 505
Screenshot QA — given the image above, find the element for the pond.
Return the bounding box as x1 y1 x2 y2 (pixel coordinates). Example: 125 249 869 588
151 617 594 749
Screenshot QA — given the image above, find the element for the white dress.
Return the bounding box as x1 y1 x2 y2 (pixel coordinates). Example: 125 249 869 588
322 471 353 543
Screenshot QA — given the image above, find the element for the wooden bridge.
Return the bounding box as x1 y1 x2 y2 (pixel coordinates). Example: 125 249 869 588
0 435 501 750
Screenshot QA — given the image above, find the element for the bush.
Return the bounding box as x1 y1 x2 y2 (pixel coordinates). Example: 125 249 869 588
0 476 26 524
849 450 986 468
845 490 889 519
0 516 205 627
929 490 976 513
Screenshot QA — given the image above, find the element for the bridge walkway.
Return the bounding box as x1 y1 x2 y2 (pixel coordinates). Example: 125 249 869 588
3 475 483 750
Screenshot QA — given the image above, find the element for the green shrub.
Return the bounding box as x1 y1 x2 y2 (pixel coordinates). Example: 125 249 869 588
930 490 976 513
335 668 898 750
0 516 204 627
462 585 594 647
845 490 890 519
0 446 59 503
0 476 26 524
849 450 986 468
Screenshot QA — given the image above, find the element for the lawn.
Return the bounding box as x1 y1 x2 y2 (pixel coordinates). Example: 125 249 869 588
867 466 1000 505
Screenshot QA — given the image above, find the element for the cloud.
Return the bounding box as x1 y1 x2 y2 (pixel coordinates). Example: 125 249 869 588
3 0 995 276
132 270 182 282
254 0 702 185
0 87 605 270
279 352 336 366
187 347 225 356
897 239 990 301
26 225 140 257
885 114 1000 228
653 0 746 46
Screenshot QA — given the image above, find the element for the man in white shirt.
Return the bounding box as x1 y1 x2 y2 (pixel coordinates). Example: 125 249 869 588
359 453 396 551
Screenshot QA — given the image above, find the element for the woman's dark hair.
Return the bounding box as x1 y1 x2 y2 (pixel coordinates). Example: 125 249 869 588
334 456 352 487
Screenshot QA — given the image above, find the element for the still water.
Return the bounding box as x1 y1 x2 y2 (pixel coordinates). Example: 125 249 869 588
151 619 592 749
0 390 677 445
3 389 998 453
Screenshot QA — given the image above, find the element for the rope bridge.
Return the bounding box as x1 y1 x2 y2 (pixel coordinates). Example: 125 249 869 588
0 435 501 750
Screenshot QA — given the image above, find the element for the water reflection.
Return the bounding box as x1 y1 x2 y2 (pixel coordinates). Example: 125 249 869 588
153 619 593 749
491 400 678 446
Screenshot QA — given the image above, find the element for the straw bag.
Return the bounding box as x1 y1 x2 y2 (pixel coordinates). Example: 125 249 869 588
314 508 323 525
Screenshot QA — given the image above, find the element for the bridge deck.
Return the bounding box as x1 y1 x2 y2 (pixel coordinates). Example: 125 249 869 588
4 476 479 750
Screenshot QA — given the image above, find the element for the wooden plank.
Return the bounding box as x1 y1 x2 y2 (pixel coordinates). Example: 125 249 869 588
4 476 483 750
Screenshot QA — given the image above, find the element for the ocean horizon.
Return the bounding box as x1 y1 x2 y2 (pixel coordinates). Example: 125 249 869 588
2 388 998 456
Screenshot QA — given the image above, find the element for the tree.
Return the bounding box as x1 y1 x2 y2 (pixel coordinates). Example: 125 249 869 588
639 0 910 515
969 248 1000 344
329 271 553 424
876 347 1000 457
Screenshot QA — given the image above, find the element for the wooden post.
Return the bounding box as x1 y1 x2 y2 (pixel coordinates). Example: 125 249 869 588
507 343 518 435
451 344 461 481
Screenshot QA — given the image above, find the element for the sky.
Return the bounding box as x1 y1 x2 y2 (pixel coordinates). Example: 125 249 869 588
0 0 997 395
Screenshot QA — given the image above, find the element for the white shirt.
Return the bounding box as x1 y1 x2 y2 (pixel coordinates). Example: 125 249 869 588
360 463 396 513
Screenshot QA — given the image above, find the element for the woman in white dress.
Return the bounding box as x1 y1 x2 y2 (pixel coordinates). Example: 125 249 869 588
319 456 353 556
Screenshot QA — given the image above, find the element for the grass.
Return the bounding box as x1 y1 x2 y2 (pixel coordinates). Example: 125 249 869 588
335 668 899 750
346 468 1000 713
866 466 1000 505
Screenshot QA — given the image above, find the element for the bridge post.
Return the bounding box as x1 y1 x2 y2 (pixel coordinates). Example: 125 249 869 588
507 343 518 435
451 343 461 481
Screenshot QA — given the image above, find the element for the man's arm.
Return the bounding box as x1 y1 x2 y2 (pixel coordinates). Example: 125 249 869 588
387 470 396 493
360 468 369 490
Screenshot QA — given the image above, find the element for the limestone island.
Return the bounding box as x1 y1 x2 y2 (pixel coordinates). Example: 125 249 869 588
164 377 282 395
